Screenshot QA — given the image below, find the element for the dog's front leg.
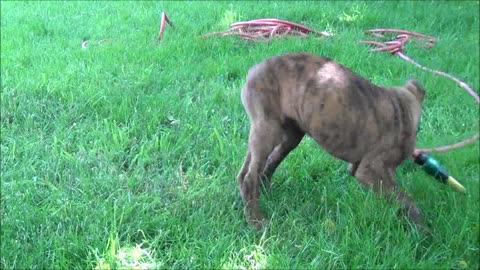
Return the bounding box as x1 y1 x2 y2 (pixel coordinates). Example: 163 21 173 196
354 157 425 231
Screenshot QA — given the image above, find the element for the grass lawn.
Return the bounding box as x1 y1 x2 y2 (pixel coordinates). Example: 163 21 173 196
1 1 479 269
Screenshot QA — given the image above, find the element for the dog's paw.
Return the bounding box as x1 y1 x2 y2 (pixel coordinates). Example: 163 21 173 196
397 205 431 236
248 211 267 230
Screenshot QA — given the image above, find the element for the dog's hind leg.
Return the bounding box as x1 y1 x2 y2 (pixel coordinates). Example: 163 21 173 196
239 120 283 229
237 150 251 186
262 121 304 188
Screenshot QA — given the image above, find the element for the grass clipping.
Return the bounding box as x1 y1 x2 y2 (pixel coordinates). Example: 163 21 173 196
94 244 160 270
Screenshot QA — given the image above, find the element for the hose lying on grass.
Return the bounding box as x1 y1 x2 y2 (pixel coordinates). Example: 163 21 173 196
361 29 479 193
158 12 173 41
200 18 332 40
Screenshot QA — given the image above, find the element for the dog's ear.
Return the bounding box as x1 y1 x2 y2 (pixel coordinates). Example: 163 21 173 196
405 79 425 102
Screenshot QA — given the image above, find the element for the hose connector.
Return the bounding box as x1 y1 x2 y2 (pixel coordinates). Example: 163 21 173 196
413 152 466 193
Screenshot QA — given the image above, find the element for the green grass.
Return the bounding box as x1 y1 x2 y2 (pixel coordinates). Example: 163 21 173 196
1 1 479 269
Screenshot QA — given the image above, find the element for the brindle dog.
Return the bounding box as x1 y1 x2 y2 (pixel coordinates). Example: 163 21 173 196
237 53 425 230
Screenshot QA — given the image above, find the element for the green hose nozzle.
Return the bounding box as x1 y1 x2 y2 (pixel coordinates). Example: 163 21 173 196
413 152 466 193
